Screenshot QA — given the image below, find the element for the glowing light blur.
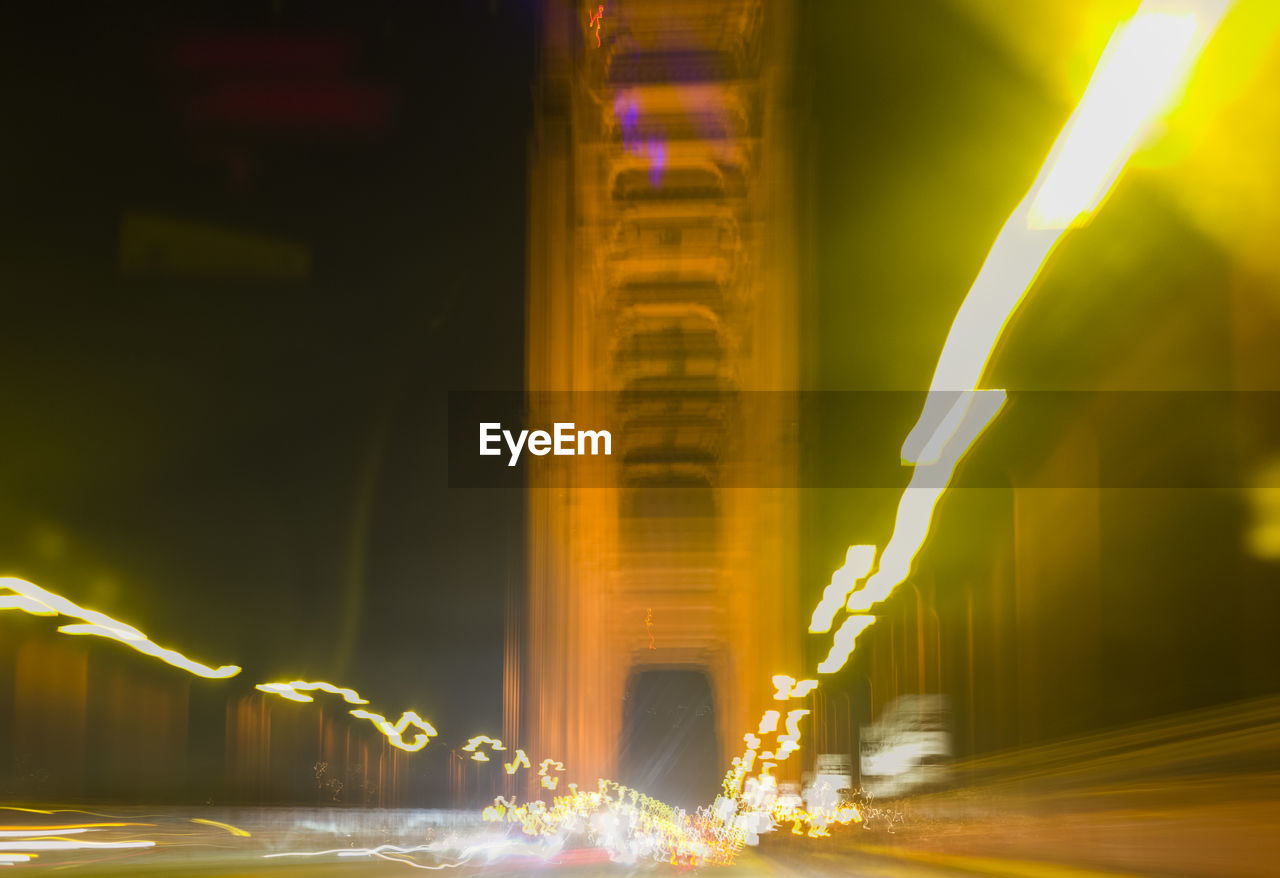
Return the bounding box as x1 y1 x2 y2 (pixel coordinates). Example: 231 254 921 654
538 759 565 790
347 709 437 752
462 736 507 762
254 681 369 704
808 545 875 633
254 679 437 752
851 391 1007 614
791 679 818 697
504 749 530 774
771 675 818 700
783 709 809 741
0 577 240 679
190 818 251 837
757 711 780 734
1029 8 1217 230
903 1 1232 465
485 780 737 867
816 614 876 675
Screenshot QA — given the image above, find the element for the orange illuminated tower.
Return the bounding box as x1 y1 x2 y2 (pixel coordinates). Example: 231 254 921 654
524 0 800 800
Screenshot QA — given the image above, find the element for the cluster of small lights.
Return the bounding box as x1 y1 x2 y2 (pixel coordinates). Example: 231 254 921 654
483 779 741 867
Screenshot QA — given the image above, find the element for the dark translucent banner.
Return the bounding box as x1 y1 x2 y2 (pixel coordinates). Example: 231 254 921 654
447 391 1279 489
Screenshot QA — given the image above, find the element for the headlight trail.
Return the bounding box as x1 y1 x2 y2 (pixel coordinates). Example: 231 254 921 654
345 709 437 752
903 0 1233 462
808 545 875 633
818 0 1235 675
254 680 369 704
538 759 565 790
255 680 439 752
720 0 1239 813
462 736 506 762
771 675 818 700
0 577 240 679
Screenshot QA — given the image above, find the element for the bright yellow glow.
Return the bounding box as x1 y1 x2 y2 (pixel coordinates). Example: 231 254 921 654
901 2 1231 466
816 614 876 675
808 545 876 633
850 391 1006 619
190 818 250 837
254 681 370 705
1029 9 1214 230
757 711 780 734
484 778 736 866
743 733 760 750
255 679 436 752
0 594 57 614
347 709 438 752
784 709 809 741
462 735 505 751
824 0 1233 679
504 749 530 774
901 0 1232 466
538 759 565 789
770 675 820 700
0 577 240 679
462 735 506 762
791 679 818 698
775 709 809 761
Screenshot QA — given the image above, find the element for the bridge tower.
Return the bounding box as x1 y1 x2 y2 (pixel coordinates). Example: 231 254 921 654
525 0 801 800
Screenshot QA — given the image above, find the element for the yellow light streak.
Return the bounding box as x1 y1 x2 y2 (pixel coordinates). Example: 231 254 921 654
816 614 876 675
902 0 1233 465
848 392 1007 622
462 735 505 762
775 709 809 760
0 577 239 679
0 824 149 832
538 759 565 790
757 711 780 734
769 675 819 700
254 679 436 752
791 679 818 698
827 1 1230 675
348 709 438 752
254 681 369 705
817 0 1234 677
504 749 530 774
770 675 795 699
190 818 250 837
462 735 506 762
784 709 809 740
1029 8 1218 229
808 545 876 633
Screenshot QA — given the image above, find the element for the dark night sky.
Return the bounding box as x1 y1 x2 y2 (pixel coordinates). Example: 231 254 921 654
0 1 533 745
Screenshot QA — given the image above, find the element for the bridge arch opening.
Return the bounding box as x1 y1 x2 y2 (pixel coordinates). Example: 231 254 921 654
618 668 719 810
